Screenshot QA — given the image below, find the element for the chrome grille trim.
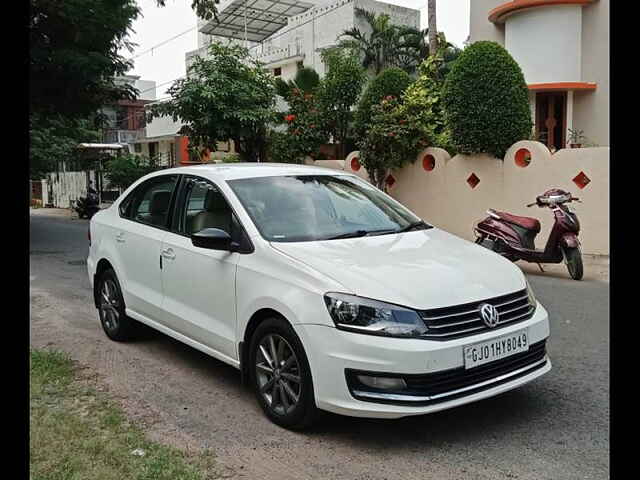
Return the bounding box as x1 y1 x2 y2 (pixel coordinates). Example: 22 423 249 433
422 293 529 321
418 289 534 340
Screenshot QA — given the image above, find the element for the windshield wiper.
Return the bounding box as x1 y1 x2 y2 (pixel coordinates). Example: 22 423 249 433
395 220 432 233
325 230 370 240
325 228 396 240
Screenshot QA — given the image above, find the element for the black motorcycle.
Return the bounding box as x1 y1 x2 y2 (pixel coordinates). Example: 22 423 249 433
74 191 100 219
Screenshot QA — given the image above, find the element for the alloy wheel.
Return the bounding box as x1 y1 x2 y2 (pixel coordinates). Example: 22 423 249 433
255 334 302 416
99 279 120 332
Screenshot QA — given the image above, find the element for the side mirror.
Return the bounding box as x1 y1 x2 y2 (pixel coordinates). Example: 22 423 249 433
191 228 236 251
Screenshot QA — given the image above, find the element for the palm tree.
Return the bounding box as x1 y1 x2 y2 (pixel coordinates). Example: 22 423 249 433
428 0 438 54
275 67 321 100
394 26 430 74
338 8 426 75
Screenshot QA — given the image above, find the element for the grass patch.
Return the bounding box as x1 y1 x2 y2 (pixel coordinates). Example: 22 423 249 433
30 349 220 480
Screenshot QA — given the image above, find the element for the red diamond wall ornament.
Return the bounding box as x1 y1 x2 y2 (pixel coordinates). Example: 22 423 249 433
573 171 591 189
467 173 480 189
386 174 396 188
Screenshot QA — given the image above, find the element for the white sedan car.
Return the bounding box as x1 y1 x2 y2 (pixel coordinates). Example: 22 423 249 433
87 163 550 429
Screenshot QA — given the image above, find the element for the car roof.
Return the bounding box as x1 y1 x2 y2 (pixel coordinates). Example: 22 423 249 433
150 162 356 182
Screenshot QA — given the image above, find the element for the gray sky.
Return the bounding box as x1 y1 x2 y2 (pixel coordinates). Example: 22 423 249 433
123 0 470 97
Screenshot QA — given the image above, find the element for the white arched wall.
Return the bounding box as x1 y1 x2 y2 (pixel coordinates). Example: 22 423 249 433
307 142 610 255
505 5 583 84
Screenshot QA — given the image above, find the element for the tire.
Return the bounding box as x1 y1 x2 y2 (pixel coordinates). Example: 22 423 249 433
563 246 583 280
248 317 318 430
96 268 138 341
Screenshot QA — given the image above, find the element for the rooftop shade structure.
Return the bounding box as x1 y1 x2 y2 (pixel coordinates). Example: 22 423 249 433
199 0 316 43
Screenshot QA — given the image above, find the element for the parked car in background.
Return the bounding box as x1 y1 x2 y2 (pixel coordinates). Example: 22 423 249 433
87 163 551 429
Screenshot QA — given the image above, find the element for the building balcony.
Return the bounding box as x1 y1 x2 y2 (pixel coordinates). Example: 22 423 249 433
104 129 146 144
253 42 304 68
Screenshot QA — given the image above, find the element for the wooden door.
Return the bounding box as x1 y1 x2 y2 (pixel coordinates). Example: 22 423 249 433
535 92 567 151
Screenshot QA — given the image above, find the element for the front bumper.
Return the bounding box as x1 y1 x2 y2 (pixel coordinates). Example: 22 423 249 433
294 303 550 419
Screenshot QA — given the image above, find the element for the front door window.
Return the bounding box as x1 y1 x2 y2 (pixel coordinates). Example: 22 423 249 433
535 92 567 151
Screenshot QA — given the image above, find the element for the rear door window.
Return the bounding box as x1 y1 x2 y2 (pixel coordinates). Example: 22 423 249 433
120 175 179 229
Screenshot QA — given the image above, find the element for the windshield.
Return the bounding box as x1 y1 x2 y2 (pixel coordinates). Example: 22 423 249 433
227 174 428 242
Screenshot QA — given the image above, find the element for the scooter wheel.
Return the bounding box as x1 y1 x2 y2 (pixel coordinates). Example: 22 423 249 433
563 247 583 280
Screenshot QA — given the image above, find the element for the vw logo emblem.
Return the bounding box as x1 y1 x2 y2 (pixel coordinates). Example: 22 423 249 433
479 303 499 328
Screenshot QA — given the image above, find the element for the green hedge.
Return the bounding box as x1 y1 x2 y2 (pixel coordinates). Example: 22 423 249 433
354 67 412 136
442 41 532 158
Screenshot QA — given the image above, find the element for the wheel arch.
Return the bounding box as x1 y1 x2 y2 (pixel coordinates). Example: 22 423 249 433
93 258 115 308
240 307 291 383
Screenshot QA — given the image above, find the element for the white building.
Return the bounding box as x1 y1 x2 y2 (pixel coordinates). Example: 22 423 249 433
469 0 609 149
101 75 157 145
144 0 421 164
190 0 419 80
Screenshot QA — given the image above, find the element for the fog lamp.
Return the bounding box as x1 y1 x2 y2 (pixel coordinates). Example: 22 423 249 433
356 375 407 391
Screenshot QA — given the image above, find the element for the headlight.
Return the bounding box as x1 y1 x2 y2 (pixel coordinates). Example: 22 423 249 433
525 279 537 310
323 293 427 337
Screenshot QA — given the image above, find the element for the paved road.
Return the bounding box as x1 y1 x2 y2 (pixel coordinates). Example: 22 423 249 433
30 209 609 480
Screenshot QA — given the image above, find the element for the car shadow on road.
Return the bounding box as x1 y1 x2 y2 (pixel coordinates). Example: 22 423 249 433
129 323 556 448
307 386 553 447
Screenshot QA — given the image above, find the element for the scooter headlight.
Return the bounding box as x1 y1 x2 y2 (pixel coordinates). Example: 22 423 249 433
324 293 427 337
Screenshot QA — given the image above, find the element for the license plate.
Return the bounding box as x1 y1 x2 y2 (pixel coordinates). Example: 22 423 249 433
463 329 529 369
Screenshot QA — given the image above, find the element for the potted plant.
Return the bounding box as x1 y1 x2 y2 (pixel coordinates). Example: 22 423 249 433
567 128 585 148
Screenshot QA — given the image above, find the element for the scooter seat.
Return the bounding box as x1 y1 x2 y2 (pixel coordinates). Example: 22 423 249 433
489 209 541 232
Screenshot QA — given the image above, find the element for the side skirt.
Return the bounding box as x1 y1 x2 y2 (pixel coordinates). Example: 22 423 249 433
125 308 241 370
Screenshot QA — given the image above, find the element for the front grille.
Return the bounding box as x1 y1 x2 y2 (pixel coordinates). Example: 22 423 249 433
346 340 547 406
418 289 534 340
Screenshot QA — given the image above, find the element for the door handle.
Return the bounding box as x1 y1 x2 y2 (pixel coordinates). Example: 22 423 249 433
115 232 125 243
161 248 176 260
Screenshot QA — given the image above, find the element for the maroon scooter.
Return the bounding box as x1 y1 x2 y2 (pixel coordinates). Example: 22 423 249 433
474 188 583 280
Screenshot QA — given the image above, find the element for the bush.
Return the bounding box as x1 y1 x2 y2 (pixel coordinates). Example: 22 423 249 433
104 154 158 191
442 41 532 158
275 67 320 100
266 131 305 164
399 51 454 153
358 95 425 189
317 49 366 159
354 67 412 137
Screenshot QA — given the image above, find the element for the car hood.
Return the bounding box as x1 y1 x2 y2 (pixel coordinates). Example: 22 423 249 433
270 228 526 310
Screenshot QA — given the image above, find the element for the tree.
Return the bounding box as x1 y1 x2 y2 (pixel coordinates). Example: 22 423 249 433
29 114 102 180
353 67 412 138
317 49 366 159
156 1 219 21
358 96 425 190
104 153 159 191
428 0 438 55
29 0 143 178
398 44 454 153
275 67 321 101
438 32 462 77
30 0 141 118
338 8 426 75
442 41 532 158
280 88 328 162
148 42 277 162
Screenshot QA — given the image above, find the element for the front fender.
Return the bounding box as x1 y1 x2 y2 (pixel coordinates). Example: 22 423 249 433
559 233 580 249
